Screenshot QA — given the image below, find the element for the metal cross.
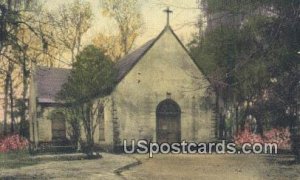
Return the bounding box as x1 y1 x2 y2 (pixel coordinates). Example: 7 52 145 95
163 7 173 26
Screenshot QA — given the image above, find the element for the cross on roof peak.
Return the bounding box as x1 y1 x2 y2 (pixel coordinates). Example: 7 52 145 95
163 7 173 26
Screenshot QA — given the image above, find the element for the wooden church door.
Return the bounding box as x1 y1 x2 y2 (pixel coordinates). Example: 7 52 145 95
156 99 181 143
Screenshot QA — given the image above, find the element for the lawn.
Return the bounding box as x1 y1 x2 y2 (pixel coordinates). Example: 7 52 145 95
122 154 300 180
0 151 299 179
0 150 39 169
0 152 136 179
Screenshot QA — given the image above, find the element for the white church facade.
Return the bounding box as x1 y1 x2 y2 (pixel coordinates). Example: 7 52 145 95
29 25 217 151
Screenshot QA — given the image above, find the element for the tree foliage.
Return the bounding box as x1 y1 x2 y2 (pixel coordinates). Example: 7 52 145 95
0 0 46 136
99 0 142 58
60 45 116 102
59 45 116 155
190 0 299 137
92 33 123 62
47 0 92 63
0 0 94 137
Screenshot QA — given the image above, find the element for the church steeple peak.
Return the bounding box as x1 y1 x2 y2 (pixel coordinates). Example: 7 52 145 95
163 7 173 27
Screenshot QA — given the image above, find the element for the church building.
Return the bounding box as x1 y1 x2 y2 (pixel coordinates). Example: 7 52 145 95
28 13 217 151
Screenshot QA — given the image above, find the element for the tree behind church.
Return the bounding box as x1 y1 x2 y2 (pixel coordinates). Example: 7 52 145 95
59 45 117 156
95 0 143 60
191 0 299 158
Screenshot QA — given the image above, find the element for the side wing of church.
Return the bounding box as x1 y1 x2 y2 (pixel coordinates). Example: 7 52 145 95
29 26 217 151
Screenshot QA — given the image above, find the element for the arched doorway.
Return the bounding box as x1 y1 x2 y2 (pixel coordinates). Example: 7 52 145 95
51 112 66 141
156 99 181 143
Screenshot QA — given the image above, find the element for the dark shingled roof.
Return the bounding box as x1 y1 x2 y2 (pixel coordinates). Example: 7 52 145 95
114 27 172 82
36 67 70 103
35 39 156 103
35 26 206 103
115 38 156 81
35 37 159 103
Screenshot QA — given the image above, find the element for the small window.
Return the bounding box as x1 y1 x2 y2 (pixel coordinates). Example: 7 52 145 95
98 104 105 141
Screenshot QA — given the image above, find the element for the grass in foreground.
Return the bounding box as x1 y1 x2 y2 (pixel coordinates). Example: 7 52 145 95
0 150 39 169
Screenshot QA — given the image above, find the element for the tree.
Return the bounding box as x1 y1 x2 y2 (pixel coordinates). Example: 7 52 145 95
59 45 117 156
99 0 142 58
0 0 93 137
92 33 123 62
191 0 299 139
0 0 44 136
47 0 92 63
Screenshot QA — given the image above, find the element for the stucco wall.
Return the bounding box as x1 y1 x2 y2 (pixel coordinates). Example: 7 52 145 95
100 97 114 147
112 28 216 144
36 106 68 142
29 69 37 142
32 28 216 149
36 107 52 142
36 105 102 145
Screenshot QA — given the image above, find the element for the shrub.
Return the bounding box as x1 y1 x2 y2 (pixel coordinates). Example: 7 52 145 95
234 128 264 145
0 134 29 153
234 127 291 150
264 128 291 150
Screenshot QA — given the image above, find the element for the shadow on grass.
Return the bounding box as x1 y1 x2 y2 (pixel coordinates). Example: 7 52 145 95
0 150 104 170
0 150 39 169
276 159 300 166
266 153 300 166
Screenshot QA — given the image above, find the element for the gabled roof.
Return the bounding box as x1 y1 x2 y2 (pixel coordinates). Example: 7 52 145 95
115 26 170 82
115 25 211 84
35 66 70 103
35 26 210 103
35 28 164 104
115 38 156 81
34 36 158 103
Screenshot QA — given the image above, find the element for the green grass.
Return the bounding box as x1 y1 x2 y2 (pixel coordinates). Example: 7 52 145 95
0 150 39 169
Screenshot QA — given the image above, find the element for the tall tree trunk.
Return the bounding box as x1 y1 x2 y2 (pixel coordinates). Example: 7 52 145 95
9 70 15 133
215 86 225 139
256 107 264 135
19 55 29 137
215 86 220 138
86 103 94 154
8 63 15 133
3 74 9 136
235 104 239 135
241 100 250 131
81 103 94 156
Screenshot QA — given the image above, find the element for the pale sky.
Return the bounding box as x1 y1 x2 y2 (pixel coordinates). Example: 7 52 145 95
43 0 201 48
0 1 201 121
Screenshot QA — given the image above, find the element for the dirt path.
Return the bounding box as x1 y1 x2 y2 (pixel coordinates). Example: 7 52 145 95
121 154 300 180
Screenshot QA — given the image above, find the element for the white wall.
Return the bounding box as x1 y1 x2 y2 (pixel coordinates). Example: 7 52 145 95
112 28 216 145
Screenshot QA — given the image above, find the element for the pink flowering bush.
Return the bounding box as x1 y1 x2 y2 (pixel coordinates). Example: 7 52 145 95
0 134 29 153
234 127 291 150
234 128 264 145
264 128 291 149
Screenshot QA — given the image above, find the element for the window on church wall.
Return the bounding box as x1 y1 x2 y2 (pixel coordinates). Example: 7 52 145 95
51 112 66 141
98 104 105 141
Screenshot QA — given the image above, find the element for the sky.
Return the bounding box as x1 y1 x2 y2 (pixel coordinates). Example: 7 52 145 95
0 0 202 122
43 0 201 48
